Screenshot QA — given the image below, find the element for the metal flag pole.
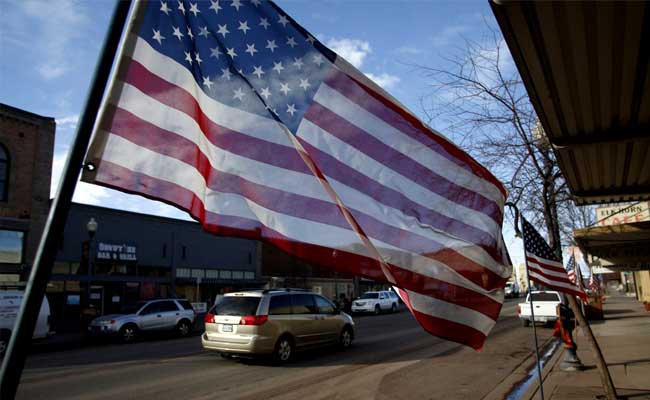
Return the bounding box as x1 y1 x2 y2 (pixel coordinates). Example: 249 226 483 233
505 203 544 400
0 1 132 398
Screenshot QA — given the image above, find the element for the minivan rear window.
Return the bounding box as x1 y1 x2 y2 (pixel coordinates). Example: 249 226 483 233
210 296 260 316
529 292 561 302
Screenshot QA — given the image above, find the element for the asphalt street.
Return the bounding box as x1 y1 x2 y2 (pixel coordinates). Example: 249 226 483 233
16 298 554 400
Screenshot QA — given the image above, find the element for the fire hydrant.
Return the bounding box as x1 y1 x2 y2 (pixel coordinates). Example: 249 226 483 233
554 303 585 371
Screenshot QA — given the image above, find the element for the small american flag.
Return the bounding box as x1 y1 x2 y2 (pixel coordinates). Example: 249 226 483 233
83 0 511 350
522 218 586 300
566 254 577 284
588 273 600 293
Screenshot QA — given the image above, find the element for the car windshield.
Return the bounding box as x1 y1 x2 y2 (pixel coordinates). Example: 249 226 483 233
120 301 146 315
210 296 260 316
529 292 561 302
360 292 379 299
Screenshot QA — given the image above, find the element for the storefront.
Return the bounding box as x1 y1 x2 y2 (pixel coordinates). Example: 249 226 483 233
49 203 260 331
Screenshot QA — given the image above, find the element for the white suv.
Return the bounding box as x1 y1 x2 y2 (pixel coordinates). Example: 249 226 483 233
351 290 399 315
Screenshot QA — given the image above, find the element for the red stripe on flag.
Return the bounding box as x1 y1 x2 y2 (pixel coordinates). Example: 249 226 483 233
397 288 487 351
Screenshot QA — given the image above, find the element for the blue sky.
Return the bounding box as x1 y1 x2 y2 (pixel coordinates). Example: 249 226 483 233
0 0 532 266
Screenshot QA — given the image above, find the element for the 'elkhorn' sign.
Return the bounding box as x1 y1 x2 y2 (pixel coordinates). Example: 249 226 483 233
595 202 650 226
97 242 137 262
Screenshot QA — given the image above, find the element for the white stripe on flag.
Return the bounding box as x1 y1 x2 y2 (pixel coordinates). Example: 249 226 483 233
404 289 497 335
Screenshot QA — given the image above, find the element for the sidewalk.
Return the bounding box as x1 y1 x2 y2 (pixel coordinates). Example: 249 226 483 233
526 295 650 400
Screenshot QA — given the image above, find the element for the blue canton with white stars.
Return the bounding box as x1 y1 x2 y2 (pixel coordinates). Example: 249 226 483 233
140 0 335 133
522 218 559 262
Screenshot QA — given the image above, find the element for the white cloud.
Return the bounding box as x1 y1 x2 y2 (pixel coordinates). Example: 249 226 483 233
55 114 79 128
326 38 371 69
364 73 401 89
36 65 67 80
396 46 423 55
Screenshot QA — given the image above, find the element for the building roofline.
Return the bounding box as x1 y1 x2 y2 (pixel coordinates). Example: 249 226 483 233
64 201 201 227
0 103 55 124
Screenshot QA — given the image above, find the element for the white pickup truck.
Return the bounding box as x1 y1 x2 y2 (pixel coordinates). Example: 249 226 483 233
518 291 563 327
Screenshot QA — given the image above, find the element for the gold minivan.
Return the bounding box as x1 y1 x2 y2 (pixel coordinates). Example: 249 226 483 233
201 289 355 362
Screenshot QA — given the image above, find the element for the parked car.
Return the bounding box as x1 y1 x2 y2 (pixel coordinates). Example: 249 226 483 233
504 282 519 298
518 291 563 327
0 291 53 356
202 289 355 363
87 298 195 343
351 290 399 314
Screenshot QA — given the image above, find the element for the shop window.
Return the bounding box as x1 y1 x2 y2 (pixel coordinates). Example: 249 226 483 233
176 268 191 278
232 271 244 280
191 268 204 279
219 270 232 280
0 144 9 201
0 230 24 264
244 271 255 280
206 269 219 279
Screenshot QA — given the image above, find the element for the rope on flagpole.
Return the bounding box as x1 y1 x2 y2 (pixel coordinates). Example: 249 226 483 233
505 202 545 400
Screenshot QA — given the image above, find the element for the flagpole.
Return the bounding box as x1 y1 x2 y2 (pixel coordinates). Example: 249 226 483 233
0 1 132 398
506 203 545 400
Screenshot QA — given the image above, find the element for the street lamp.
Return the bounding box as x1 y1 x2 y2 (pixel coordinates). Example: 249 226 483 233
85 218 98 314
86 217 98 239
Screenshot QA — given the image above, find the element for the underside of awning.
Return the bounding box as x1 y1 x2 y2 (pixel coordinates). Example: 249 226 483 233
574 221 650 271
490 0 650 205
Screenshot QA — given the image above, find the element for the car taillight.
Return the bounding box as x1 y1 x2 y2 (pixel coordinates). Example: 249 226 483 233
204 313 215 323
517 305 521 315
239 315 268 326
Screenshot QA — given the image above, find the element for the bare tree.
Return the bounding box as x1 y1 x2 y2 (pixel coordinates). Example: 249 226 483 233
419 24 589 253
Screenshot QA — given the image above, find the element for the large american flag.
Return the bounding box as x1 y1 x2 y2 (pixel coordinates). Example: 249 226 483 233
83 0 511 350
522 218 586 300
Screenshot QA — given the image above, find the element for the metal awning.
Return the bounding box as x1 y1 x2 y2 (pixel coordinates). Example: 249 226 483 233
490 1 650 205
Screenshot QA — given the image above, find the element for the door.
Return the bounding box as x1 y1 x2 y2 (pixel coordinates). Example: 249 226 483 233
158 300 181 329
314 295 341 342
290 294 319 347
138 302 164 330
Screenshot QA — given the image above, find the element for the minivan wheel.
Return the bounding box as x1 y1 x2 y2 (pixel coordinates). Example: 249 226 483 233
177 320 191 337
522 319 530 327
374 305 381 315
339 327 353 350
119 324 138 343
273 336 294 363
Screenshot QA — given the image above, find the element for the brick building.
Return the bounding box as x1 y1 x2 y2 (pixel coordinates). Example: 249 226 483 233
0 103 55 283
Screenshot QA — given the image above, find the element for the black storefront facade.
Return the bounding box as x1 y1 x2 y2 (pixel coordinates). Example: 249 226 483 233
48 203 261 331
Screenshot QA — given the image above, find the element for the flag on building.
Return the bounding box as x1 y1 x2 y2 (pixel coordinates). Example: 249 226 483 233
522 218 586 300
566 254 577 285
82 0 511 350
